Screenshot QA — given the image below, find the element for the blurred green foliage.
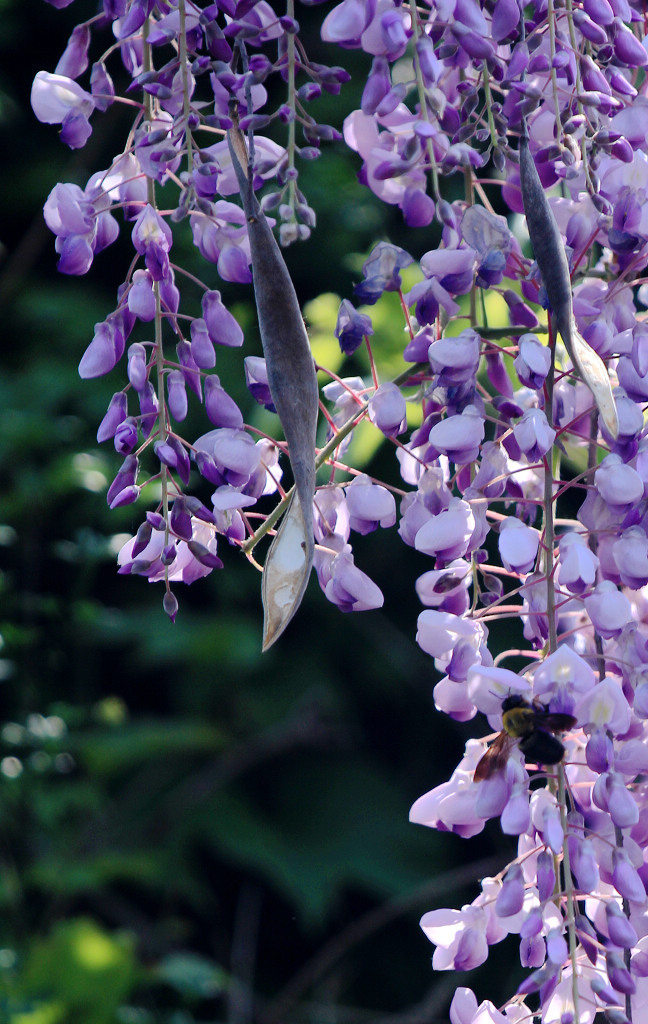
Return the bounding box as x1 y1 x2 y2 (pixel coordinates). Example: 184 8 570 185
0 2 519 1021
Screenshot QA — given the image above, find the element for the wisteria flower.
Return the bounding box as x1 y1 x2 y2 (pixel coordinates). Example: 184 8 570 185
34 3 648 1017
31 70 95 148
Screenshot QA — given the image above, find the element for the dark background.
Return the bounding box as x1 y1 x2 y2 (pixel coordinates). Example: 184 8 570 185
0 2 518 1020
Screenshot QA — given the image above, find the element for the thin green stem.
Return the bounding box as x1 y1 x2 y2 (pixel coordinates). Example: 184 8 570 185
408 0 440 200
547 0 563 145
481 62 498 149
286 0 298 214
558 765 581 1024
178 0 194 179
564 0 594 192
464 168 477 327
543 322 558 655
545 315 580 1023
613 825 634 1023
143 25 170 566
477 324 548 338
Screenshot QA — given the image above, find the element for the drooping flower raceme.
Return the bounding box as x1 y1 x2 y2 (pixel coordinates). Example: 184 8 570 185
32 0 648 1019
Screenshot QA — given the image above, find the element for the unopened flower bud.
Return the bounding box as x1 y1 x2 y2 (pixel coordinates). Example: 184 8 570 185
495 863 524 916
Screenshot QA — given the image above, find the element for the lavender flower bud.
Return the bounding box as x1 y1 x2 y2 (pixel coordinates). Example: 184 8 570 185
585 582 632 639
190 317 216 369
244 356 275 411
176 340 201 398
612 19 648 67
188 540 223 569
368 382 406 437
606 902 638 949
586 727 613 774
558 533 599 596
514 334 551 389
572 838 600 893
612 849 646 904
612 527 648 590
354 242 414 305
128 270 155 321
546 928 568 966
109 484 140 509
90 61 114 111
495 863 524 916
131 204 172 280
607 950 636 994
55 25 91 80
498 518 540 574
201 290 243 347
161 543 176 567
335 299 373 355
501 782 531 835
603 1011 631 1024
79 319 125 378
513 409 556 462
542 804 564 856
127 343 148 391
132 520 153 558
591 974 623 1006
114 417 138 455
205 376 244 428
167 370 188 422
402 188 435 228
537 850 556 902
492 0 521 42
607 772 639 828
361 56 390 114
345 476 396 535
584 0 614 24
415 35 440 86
518 931 543 968
107 455 138 507
595 454 643 511
138 380 159 439
520 907 543 939
163 590 178 623
170 497 192 541
97 392 128 442
575 914 599 965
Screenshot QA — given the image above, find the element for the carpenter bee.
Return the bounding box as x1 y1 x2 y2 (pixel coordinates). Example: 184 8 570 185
474 695 577 782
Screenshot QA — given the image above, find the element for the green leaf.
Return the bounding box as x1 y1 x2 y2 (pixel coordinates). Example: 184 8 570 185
71 719 227 776
204 757 443 927
16 918 136 1024
154 953 226 1000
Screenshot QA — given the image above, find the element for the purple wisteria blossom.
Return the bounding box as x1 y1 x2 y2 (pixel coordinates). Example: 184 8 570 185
33 0 648 1017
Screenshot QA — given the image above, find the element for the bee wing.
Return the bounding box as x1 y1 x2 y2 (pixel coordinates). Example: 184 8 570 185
534 712 577 732
561 321 619 440
474 731 516 782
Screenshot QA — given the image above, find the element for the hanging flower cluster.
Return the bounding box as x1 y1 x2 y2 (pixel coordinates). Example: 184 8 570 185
32 0 648 1019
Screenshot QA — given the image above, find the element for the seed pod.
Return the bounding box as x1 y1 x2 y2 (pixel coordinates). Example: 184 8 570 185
519 134 618 438
227 126 319 648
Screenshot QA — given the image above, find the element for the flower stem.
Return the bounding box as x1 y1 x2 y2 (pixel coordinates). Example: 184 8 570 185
143 25 170 566
241 361 428 555
558 764 581 1024
286 0 298 217
543 326 558 655
408 0 440 200
178 0 194 180
547 0 563 145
